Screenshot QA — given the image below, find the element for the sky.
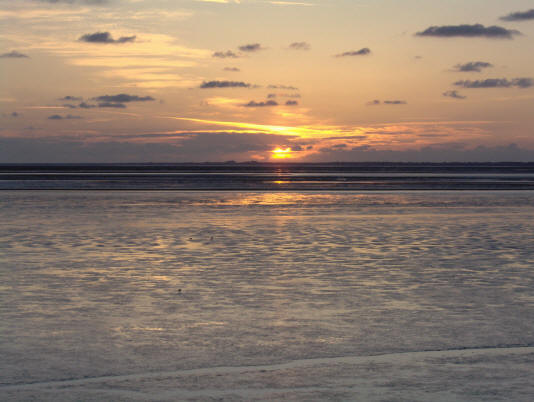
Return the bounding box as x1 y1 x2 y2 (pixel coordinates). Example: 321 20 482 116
1 0 534 162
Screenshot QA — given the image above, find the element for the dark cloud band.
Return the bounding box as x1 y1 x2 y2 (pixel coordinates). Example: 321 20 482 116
453 61 493 72
500 9 534 21
335 48 370 57
200 81 251 88
454 78 533 88
79 32 136 44
416 24 520 39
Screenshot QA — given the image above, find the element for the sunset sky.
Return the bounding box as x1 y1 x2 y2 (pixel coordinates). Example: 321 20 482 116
1 0 534 162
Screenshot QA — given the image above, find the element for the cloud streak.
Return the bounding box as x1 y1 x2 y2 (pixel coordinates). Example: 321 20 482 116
0 51 29 58
212 50 240 58
416 24 520 39
500 9 534 21
200 81 251 88
453 61 493 72
243 100 278 107
79 32 136 44
443 90 466 99
289 42 310 50
238 43 264 52
93 94 155 102
454 78 533 88
335 48 371 57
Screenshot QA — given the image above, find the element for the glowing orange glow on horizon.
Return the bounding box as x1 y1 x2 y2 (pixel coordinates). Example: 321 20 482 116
272 147 293 159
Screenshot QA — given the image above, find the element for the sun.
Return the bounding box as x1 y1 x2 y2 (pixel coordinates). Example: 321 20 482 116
271 147 293 159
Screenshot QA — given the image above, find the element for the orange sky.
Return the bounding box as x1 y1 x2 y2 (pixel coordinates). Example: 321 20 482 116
1 0 534 162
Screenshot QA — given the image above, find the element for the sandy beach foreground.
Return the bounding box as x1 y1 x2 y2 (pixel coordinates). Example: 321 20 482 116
2 346 534 401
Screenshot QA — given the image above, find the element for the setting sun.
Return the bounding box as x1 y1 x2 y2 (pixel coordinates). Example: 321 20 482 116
271 147 293 159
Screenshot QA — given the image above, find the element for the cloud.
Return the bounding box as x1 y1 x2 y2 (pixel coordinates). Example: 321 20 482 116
48 114 82 120
98 102 126 108
11 112 19 117
0 51 29 58
63 104 78 109
238 43 263 52
453 61 493 72
443 90 466 99
200 80 251 88
79 102 97 109
367 100 407 105
500 9 534 21
94 94 155 103
304 143 534 163
384 100 407 105
416 24 520 39
285 100 298 106
267 93 276 98
59 95 82 101
212 50 240 58
268 84 298 90
289 42 310 50
223 67 240 72
454 78 533 88
335 48 371 57
79 32 136 44
36 0 108 3
243 100 278 107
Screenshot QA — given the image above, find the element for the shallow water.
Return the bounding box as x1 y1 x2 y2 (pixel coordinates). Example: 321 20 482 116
1 191 534 400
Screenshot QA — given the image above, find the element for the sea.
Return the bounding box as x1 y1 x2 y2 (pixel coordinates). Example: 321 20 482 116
1 163 534 401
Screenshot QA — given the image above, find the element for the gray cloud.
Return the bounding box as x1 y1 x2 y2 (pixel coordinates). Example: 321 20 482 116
243 100 278 107
94 94 155 102
63 104 78 109
223 67 240 72
238 43 263 52
416 24 520 39
335 48 371 57
0 132 294 162
98 102 126 108
454 78 533 88
48 114 82 120
367 100 406 105
289 42 310 50
36 0 108 3
285 100 298 106
0 50 29 58
384 100 407 105
500 9 534 21
268 84 298 90
79 102 97 109
79 32 136 44
453 61 493 72
267 93 276 98
59 95 82 101
11 112 19 117
200 81 251 88
213 51 239 58
443 90 466 99
302 143 534 163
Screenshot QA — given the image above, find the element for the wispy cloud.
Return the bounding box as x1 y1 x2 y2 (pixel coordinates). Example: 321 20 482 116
223 67 240 72
93 94 155 102
79 32 136 44
454 78 533 88
289 41 310 50
243 100 278 107
500 9 534 21
0 50 29 58
238 43 264 52
335 48 371 57
367 100 407 105
48 114 83 120
416 24 520 39
443 90 466 99
453 61 493 72
200 80 251 88
212 50 240 58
